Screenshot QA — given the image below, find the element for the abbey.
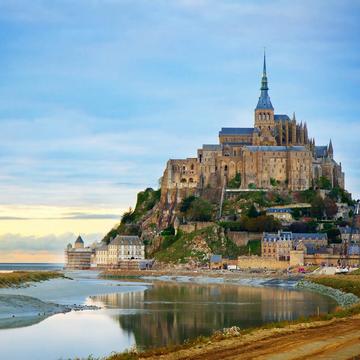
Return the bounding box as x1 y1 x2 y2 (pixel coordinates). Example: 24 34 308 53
161 54 344 204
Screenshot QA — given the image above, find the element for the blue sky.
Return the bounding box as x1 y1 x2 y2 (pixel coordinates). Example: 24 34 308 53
0 0 359 261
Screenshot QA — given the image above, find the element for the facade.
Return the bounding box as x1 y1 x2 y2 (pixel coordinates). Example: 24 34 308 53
262 231 328 261
339 226 360 243
95 235 145 268
65 236 93 270
160 54 345 218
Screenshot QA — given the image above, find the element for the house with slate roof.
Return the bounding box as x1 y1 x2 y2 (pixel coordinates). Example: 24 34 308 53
262 231 328 261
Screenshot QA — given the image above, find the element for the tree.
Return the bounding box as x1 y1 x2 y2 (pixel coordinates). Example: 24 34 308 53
179 195 196 213
246 204 259 218
316 176 332 190
186 198 213 221
270 178 277 187
324 197 338 219
228 173 241 188
310 196 325 219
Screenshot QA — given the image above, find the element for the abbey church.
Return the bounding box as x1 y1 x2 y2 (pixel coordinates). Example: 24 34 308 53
160 55 345 204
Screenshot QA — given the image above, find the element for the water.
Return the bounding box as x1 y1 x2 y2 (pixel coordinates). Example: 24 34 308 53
0 273 338 360
0 263 63 271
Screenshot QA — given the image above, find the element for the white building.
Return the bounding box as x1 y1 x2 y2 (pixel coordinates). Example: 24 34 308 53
95 235 145 267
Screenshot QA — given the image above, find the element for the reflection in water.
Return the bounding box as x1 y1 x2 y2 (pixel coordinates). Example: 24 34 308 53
90 282 337 350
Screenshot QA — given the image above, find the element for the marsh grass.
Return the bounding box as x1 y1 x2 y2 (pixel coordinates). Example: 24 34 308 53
308 274 360 297
0 271 64 288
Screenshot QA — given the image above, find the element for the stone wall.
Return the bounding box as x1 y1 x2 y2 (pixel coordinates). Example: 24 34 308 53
178 222 215 233
237 256 289 270
226 231 260 246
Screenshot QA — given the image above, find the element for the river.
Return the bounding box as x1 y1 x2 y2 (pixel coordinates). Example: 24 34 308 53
0 271 338 360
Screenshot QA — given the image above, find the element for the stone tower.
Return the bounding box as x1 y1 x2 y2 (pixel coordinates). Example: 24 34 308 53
254 52 275 130
254 52 277 145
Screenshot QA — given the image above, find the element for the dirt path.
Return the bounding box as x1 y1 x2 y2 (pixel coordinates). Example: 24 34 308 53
145 315 360 360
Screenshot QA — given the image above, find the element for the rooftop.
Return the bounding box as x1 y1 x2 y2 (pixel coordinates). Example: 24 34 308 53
219 127 255 136
245 145 306 152
110 235 143 246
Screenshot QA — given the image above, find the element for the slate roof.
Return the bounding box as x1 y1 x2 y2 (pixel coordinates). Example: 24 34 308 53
305 245 329 255
210 254 222 263
274 114 290 121
263 231 327 242
266 208 292 213
202 144 222 151
75 236 84 244
339 226 360 234
245 145 306 152
349 245 360 255
219 128 255 136
315 146 328 158
110 235 143 246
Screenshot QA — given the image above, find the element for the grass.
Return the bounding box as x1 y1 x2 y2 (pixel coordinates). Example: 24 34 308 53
308 274 360 297
0 271 64 288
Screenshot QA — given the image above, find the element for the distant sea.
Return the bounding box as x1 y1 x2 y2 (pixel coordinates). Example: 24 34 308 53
0 263 64 271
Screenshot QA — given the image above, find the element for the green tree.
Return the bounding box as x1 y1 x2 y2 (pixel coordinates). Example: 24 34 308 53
179 195 196 213
310 196 325 219
228 173 241 188
324 196 338 219
316 176 332 190
186 198 213 221
247 204 259 218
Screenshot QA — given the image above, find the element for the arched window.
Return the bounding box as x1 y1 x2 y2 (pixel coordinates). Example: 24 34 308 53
224 165 228 171
190 164 194 170
181 178 187 183
182 165 186 171
189 178 194 183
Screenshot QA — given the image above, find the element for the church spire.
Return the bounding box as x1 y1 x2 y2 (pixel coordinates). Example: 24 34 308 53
256 50 273 110
328 139 333 158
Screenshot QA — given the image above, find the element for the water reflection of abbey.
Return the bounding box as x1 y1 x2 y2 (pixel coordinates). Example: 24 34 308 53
92 284 335 348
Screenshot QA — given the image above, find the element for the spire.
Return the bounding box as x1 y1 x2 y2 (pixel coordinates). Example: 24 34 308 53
328 138 333 158
256 50 273 110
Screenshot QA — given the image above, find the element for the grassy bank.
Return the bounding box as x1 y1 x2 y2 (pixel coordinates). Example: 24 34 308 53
307 274 360 297
0 271 64 288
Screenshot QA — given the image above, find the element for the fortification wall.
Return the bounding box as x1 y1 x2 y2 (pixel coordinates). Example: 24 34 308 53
237 256 289 270
178 222 215 233
226 231 260 246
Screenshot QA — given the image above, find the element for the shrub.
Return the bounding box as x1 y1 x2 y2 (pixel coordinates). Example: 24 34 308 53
186 198 213 222
228 173 241 188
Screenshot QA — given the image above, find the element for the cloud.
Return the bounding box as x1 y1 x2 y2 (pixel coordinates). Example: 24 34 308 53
0 232 101 252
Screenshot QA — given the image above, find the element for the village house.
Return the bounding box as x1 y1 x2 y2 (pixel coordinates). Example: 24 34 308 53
262 231 328 261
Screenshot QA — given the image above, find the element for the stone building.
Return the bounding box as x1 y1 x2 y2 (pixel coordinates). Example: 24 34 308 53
262 231 328 261
266 208 293 223
159 54 345 224
65 236 93 270
95 235 145 267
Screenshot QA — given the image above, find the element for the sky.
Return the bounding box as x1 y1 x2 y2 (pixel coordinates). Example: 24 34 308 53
0 0 359 262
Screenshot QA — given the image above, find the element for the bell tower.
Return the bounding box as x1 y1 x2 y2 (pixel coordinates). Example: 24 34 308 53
254 51 276 145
